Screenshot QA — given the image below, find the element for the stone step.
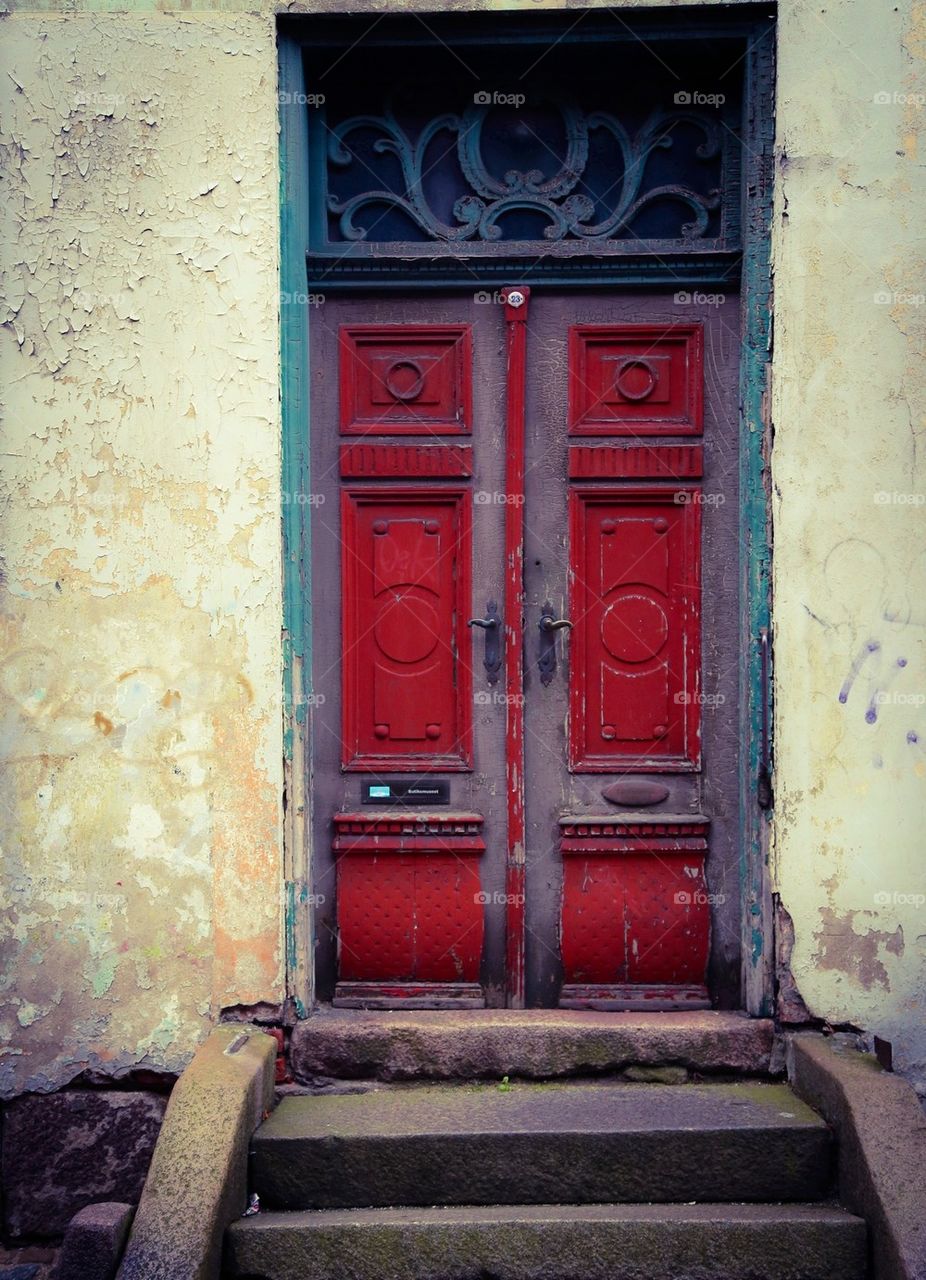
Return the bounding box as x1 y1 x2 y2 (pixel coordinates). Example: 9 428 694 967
252 1081 832 1210
225 1202 867 1280
289 1009 775 1083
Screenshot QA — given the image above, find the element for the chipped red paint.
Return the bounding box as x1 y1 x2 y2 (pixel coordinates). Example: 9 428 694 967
267 1027 291 1084
559 817 710 1002
333 982 485 1008
339 324 473 435
340 487 473 771
502 287 529 1009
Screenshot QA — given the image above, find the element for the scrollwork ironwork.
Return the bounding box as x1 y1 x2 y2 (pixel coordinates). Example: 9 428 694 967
325 99 725 246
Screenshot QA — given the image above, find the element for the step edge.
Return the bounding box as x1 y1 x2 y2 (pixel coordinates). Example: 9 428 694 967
228 1201 867 1229
253 1121 831 1144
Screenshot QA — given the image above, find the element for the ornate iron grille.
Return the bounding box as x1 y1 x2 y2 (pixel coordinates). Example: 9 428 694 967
301 25 745 282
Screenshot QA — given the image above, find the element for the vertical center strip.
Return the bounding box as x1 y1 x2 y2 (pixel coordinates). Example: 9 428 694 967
502 286 530 1008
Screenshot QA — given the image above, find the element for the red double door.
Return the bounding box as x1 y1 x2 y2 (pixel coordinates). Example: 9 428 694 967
309 289 743 1009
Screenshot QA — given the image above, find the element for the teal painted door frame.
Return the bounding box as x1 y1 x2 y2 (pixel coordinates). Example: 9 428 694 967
277 12 776 1017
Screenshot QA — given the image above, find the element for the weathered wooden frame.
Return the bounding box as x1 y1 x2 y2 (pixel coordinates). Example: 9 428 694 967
278 8 775 1016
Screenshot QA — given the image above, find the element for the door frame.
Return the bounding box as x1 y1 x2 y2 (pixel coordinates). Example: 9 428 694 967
277 7 776 1017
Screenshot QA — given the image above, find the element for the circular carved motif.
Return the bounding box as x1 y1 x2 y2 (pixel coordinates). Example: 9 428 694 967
602 592 668 664
375 593 439 664
614 358 658 402
383 358 426 402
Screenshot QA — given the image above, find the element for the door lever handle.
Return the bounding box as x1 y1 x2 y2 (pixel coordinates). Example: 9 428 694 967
539 614 574 632
468 600 502 686
538 602 571 684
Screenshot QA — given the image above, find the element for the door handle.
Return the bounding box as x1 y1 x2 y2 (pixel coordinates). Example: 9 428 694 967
468 600 502 686
538 602 572 685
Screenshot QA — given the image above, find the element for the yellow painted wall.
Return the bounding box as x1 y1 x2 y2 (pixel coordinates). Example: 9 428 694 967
0 14 284 1094
1 0 924 1094
771 0 926 1084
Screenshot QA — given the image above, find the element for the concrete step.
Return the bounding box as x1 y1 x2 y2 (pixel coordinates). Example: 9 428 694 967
252 1082 833 1209
225 1202 867 1280
289 1009 775 1083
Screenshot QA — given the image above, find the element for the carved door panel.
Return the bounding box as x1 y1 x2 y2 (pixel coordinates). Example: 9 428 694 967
310 291 742 1009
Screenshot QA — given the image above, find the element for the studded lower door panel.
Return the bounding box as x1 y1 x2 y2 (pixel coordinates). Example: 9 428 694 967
559 818 710 1010
333 814 486 1008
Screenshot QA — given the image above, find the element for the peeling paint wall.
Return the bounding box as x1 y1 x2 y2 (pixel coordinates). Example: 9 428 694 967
0 14 284 1097
771 1 926 1086
1 0 924 1097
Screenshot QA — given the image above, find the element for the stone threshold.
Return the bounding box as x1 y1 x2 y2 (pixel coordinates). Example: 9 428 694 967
289 1008 776 1083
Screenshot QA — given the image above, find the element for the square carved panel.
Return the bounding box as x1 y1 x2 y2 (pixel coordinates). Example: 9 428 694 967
568 324 703 436
340 324 473 435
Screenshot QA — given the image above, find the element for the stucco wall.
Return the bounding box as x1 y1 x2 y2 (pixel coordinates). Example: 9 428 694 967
1 0 924 1096
771 0 926 1085
0 14 284 1096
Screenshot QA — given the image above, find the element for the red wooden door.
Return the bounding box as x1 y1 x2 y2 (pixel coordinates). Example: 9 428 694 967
309 289 742 1009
